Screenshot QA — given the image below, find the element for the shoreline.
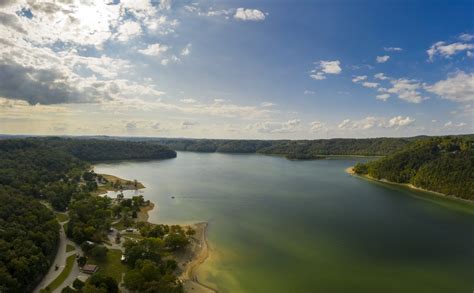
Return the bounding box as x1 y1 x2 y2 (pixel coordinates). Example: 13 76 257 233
345 166 474 206
137 200 215 292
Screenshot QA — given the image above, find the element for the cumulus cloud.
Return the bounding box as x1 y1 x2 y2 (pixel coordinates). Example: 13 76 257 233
181 43 192 56
310 60 342 80
234 8 266 21
427 41 474 61
387 116 415 128
425 72 474 103
386 78 426 103
376 55 390 63
352 75 367 83
338 116 414 130
139 43 169 56
362 82 379 88
309 121 326 132
374 73 389 80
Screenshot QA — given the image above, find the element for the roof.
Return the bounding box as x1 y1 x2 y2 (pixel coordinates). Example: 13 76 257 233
81 264 99 273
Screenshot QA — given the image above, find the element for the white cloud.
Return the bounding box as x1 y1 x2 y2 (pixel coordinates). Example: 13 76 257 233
376 55 390 63
310 60 341 80
261 102 276 107
427 41 474 60
387 78 426 103
384 47 403 52
303 90 315 95
180 98 197 104
374 73 389 80
338 116 414 130
115 20 142 42
138 43 169 56
234 8 266 21
159 0 172 10
181 43 191 56
352 75 367 83
425 72 474 103
376 94 390 101
309 121 326 132
362 82 379 88
387 116 415 128
459 33 474 41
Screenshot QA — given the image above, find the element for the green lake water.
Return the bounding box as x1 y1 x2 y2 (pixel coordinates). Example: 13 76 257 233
95 152 474 293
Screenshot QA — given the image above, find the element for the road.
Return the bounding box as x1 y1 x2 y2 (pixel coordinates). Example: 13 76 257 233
34 217 86 293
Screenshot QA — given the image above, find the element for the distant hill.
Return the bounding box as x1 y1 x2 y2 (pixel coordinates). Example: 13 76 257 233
353 137 474 201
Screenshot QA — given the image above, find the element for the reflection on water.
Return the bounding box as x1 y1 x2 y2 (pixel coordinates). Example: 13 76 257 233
95 152 474 293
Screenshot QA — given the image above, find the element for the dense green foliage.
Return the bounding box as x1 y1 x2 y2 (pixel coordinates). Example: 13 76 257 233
354 137 474 200
136 137 418 159
123 239 183 292
0 138 177 292
0 187 59 292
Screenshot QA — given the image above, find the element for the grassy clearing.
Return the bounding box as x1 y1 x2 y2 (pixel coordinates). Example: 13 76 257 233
56 213 69 223
45 254 75 291
88 249 128 283
66 244 75 253
122 233 143 240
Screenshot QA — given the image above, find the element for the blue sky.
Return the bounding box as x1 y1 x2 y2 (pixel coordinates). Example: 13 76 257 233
0 0 472 138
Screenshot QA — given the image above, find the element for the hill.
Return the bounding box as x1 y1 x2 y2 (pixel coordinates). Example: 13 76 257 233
353 137 474 201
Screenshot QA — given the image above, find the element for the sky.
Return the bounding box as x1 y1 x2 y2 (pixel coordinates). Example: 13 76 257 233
0 0 473 139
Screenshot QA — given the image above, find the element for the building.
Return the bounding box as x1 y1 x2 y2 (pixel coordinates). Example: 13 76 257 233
81 264 99 274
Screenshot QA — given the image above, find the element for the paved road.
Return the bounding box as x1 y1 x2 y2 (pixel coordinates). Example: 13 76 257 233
34 218 86 293
34 219 69 292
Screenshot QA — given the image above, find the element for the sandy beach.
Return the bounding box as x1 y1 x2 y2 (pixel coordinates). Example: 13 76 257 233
178 222 217 293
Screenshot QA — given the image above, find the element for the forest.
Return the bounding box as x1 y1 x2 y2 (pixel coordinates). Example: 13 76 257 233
0 138 177 292
353 136 474 200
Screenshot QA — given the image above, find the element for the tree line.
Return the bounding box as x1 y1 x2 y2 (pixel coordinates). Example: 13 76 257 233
353 137 474 200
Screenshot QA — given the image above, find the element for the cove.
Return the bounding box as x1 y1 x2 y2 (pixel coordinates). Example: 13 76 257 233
95 152 474 293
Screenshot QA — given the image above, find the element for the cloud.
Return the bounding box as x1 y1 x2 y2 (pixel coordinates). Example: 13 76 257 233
384 47 403 52
352 75 367 83
261 102 276 107
362 82 379 88
386 78 426 103
181 120 197 129
425 72 474 103
303 90 315 95
459 33 474 41
139 43 169 56
376 94 390 101
310 60 341 80
427 41 474 61
249 119 301 133
387 116 414 128
309 121 326 132
180 98 197 104
159 0 172 10
338 116 414 130
234 8 266 21
374 73 389 80
181 43 192 56
376 55 390 63
115 20 142 42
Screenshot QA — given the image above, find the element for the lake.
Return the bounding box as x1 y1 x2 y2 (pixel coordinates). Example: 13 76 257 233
95 152 474 293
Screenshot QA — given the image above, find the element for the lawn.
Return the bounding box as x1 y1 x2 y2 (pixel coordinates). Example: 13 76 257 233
56 213 69 223
45 254 75 291
66 244 75 253
88 249 128 283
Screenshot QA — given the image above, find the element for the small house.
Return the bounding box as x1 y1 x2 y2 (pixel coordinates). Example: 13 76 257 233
81 264 99 274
